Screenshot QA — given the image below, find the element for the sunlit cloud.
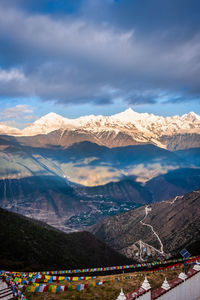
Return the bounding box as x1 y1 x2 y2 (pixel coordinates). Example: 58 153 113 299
125 163 179 183
0 105 36 127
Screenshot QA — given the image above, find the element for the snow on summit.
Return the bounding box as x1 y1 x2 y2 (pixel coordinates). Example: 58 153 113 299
22 112 74 136
0 108 200 138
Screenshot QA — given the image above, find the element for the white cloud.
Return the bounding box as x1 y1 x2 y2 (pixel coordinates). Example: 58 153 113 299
0 105 33 121
126 163 178 183
0 68 25 82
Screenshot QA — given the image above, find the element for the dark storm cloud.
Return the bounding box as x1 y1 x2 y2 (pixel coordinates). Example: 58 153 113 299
0 0 200 105
110 0 200 34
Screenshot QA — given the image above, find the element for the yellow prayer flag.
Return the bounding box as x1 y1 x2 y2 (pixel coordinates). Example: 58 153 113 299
52 285 57 293
30 286 35 292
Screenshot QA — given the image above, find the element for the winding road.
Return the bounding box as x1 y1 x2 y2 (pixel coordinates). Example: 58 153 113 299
139 205 165 258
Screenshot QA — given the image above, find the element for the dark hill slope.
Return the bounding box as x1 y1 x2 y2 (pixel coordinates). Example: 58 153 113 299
80 178 152 205
0 175 87 231
146 168 200 202
175 147 200 166
91 189 200 261
0 208 132 271
63 141 183 167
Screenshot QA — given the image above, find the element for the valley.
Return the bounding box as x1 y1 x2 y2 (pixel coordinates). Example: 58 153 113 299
0 109 199 233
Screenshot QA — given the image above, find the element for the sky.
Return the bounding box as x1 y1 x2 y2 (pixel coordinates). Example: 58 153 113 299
0 0 200 128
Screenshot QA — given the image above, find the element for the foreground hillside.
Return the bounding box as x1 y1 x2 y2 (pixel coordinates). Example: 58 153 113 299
25 268 181 300
0 208 131 271
91 189 200 261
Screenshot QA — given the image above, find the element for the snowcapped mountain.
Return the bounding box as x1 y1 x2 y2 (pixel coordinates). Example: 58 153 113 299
23 108 200 136
0 108 199 149
112 109 200 136
22 112 74 136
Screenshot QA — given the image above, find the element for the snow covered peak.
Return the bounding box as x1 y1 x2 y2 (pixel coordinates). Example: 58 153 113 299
42 112 62 118
0 108 199 139
34 112 69 124
182 111 200 121
120 107 136 115
113 108 140 121
22 112 73 136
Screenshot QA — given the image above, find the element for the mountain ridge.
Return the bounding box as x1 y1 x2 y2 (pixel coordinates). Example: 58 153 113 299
0 108 200 150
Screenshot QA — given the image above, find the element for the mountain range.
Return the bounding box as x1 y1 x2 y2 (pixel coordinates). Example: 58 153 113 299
1 108 200 150
0 109 200 232
90 188 200 261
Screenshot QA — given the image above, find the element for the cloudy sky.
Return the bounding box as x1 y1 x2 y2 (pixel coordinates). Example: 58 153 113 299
0 0 200 127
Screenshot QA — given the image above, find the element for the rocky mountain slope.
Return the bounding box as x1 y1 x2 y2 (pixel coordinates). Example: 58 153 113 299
1 108 200 150
90 189 200 261
0 207 132 271
160 133 200 151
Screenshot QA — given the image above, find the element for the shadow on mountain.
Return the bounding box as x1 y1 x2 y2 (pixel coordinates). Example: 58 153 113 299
146 168 200 202
0 207 132 271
